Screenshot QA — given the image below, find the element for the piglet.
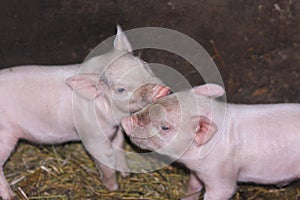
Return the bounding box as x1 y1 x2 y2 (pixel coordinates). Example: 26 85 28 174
122 83 300 200
0 26 170 200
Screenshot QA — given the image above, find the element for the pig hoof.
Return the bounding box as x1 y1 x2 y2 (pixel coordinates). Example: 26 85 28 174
105 182 118 191
102 179 119 191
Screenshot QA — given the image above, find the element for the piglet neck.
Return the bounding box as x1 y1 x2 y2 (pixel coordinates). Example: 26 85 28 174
176 139 217 171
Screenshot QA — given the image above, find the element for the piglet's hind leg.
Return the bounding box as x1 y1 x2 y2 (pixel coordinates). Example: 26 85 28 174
182 173 203 200
95 161 118 191
0 130 19 200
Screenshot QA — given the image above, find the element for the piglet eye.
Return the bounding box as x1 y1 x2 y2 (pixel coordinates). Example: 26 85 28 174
116 88 126 93
161 126 170 131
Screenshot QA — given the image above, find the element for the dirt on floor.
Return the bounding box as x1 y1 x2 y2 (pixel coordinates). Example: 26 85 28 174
0 0 300 199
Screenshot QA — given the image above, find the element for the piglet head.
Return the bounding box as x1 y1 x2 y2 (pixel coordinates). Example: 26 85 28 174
121 101 174 151
122 84 224 157
100 25 170 114
122 93 193 156
66 25 170 120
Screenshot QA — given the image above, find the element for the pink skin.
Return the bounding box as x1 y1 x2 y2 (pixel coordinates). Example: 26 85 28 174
122 83 300 200
0 26 169 200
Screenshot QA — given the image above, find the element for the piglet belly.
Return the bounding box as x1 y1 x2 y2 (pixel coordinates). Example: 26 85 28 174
23 126 79 144
238 157 300 185
237 135 300 184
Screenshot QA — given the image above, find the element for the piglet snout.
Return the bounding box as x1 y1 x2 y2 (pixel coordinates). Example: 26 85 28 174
152 85 171 101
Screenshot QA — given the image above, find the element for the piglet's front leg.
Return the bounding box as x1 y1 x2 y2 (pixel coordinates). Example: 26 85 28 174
0 170 14 200
182 173 202 200
95 161 118 191
202 177 237 200
112 128 129 178
94 128 130 191
86 133 118 191
0 130 19 200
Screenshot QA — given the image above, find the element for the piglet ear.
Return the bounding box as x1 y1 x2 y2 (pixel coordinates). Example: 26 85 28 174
194 116 217 146
66 74 101 100
193 83 225 98
113 25 132 52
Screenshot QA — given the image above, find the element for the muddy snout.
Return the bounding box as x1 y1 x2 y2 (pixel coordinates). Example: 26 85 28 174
121 112 151 136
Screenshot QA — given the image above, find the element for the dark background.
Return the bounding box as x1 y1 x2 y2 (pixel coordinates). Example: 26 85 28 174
1 0 299 104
